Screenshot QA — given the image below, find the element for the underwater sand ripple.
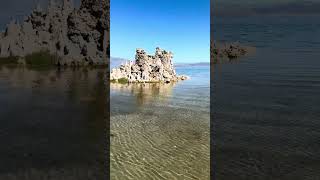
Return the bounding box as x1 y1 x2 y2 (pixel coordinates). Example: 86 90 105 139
110 107 210 180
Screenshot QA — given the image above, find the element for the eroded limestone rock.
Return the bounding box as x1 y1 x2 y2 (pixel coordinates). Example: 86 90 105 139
0 0 109 66
111 48 189 83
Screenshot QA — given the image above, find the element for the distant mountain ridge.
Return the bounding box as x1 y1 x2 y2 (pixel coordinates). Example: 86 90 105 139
175 62 209 67
110 57 130 68
111 57 130 62
213 1 320 17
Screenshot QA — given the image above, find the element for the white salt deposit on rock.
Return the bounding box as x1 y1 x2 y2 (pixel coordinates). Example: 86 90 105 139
111 47 189 83
0 0 109 66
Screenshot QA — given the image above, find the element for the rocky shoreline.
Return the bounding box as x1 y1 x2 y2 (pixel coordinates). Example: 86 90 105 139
0 0 109 67
110 48 189 83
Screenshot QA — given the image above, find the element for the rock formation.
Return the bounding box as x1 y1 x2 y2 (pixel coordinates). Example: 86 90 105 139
211 41 254 63
110 48 189 83
0 0 109 66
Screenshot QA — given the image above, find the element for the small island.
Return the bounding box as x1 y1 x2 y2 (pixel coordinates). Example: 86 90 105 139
110 47 189 83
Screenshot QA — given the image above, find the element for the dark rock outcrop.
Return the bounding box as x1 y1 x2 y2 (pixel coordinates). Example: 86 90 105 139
211 41 254 63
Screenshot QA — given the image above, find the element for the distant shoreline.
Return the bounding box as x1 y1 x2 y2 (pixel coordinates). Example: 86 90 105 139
111 57 209 67
174 62 209 67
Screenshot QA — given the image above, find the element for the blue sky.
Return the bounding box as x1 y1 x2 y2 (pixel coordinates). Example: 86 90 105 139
111 0 210 63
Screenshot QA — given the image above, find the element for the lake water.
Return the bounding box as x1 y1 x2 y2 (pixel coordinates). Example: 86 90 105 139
213 15 320 179
110 65 210 179
0 66 107 179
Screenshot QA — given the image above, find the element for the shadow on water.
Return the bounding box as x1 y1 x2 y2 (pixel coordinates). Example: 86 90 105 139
0 66 107 179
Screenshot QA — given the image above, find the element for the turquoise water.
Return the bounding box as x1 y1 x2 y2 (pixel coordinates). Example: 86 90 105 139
111 65 210 179
111 65 210 114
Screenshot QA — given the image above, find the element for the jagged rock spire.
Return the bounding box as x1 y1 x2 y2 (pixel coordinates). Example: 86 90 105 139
36 2 42 12
0 0 109 66
49 0 56 7
111 48 189 83
63 0 73 10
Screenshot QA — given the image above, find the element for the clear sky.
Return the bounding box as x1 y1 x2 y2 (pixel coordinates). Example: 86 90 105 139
111 0 210 63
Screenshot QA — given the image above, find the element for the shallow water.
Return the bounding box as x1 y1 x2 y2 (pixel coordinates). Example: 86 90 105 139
110 65 210 179
0 66 107 179
213 15 320 180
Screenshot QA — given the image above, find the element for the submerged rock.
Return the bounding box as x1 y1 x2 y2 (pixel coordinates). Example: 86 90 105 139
110 48 189 83
211 41 255 63
0 0 109 66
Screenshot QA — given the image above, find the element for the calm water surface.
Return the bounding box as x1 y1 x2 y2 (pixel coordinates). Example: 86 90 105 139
0 66 107 179
213 15 320 180
111 65 210 179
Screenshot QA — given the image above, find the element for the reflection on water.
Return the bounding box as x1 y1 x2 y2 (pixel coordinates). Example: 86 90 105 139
0 66 107 179
111 66 210 180
111 83 175 106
